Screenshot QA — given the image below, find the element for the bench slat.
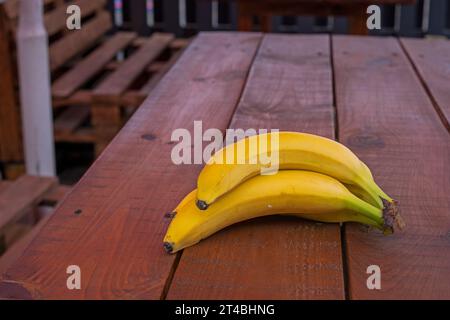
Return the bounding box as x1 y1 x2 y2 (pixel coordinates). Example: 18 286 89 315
52 32 137 98
42 185 72 204
54 127 95 144
49 10 112 72
54 105 90 135
0 214 52 276
0 175 57 231
93 33 174 100
333 36 450 299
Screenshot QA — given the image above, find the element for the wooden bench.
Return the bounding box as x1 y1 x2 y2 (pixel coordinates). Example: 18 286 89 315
0 0 187 179
0 175 71 276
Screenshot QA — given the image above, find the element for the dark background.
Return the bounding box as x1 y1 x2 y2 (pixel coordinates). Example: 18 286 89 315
107 0 450 38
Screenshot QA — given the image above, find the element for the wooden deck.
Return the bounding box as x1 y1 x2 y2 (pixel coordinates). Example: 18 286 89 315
0 32 449 299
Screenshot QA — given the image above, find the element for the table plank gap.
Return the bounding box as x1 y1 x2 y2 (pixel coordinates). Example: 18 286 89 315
399 38 450 134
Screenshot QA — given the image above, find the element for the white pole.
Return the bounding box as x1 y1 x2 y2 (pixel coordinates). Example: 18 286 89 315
17 0 56 177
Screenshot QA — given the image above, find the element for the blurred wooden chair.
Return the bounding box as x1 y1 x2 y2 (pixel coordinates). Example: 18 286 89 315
0 0 187 179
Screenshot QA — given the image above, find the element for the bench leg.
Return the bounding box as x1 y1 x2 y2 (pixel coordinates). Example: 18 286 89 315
91 103 122 156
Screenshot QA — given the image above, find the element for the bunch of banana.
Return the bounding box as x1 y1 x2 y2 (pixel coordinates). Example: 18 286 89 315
163 132 404 254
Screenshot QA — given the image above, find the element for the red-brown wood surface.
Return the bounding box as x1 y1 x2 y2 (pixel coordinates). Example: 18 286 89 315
0 32 261 299
1 33 450 300
168 34 344 299
400 38 450 128
333 36 450 299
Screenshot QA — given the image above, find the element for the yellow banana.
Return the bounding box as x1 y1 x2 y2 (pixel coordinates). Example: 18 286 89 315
164 171 403 253
196 132 391 210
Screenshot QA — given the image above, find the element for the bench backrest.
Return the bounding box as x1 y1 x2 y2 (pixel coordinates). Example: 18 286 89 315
2 0 112 71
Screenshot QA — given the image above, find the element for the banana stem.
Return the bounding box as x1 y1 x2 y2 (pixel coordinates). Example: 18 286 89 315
348 197 385 227
381 199 405 234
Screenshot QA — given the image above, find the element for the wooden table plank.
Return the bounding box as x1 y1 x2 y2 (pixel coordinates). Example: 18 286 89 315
400 38 450 129
0 32 261 299
333 36 450 299
0 181 13 194
167 34 345 299
52 32 137 99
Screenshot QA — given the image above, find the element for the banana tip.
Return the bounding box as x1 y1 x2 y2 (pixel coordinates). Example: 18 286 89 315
164 211 177 219
163 242 174 254
196 200 209 210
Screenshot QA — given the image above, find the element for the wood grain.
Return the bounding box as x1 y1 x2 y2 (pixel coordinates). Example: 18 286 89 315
333 36 450 299
400 38 450 129
0 32 261 299
167 34 345 299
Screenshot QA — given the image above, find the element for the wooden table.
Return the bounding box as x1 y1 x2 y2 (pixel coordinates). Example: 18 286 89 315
0 32 449 299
